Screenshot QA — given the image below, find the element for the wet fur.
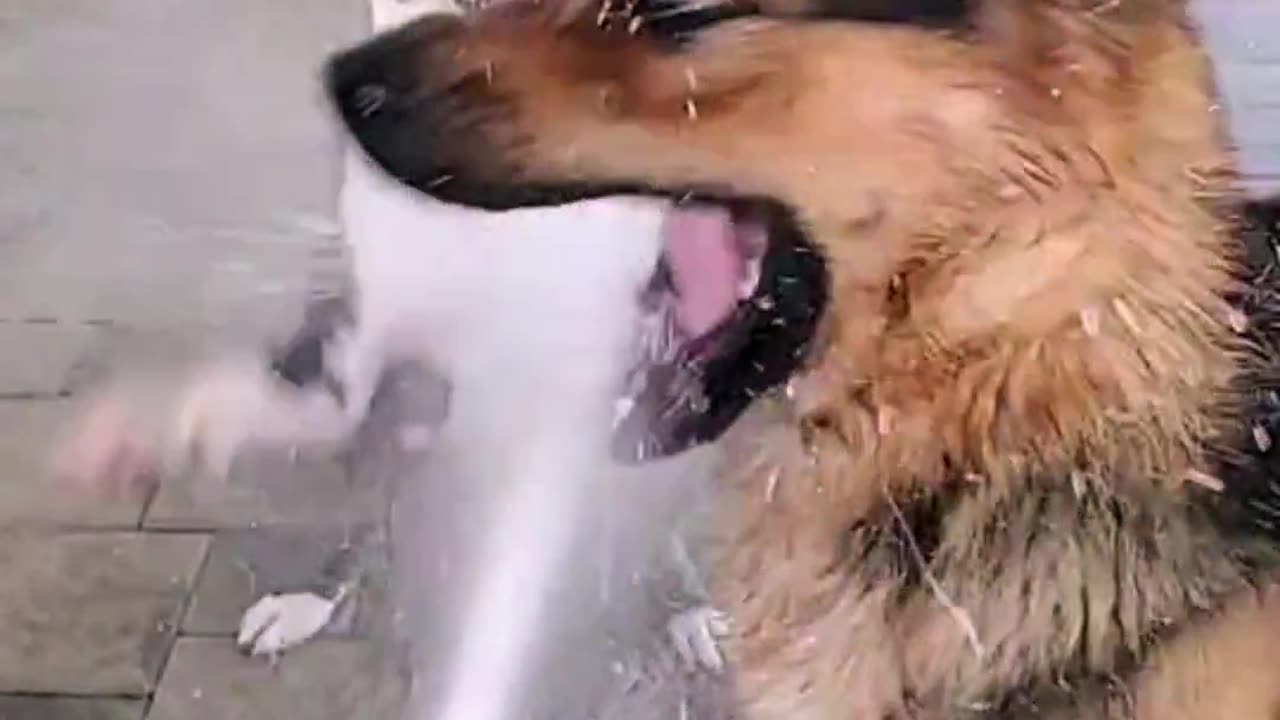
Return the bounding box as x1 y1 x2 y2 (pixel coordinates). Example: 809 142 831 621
325 0 1280 717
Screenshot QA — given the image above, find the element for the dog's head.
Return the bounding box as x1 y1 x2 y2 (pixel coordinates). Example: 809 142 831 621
323 0 1226 468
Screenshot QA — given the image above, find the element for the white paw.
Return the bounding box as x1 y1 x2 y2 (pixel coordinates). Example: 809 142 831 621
171 361 273 479
52 391 163 500
235 591 341 658
666 605 730 674
398 423 436 452
171 359 346 479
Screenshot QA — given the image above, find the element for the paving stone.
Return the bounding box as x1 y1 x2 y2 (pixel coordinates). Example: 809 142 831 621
0 0 367 713
65 324 300 396
0 400 146 529
0 0 359 226
0 532 209 695
147 639 405 720
0 239 317 333
145 452 383 530
184 526 389 638
0 0 361 327
0 696 144 720
0 323 99 397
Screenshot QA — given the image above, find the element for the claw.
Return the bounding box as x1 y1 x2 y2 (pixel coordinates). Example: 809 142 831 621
667 605 730 673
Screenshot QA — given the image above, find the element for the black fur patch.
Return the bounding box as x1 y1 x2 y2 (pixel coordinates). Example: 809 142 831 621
1204 199 1280 557
269 296 354 403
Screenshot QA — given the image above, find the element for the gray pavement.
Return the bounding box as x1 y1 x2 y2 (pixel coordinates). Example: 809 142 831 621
1195 0 1280 198
0 1 1275 719
0 0 394 717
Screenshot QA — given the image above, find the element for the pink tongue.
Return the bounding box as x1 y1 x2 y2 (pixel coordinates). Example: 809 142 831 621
662 206 744 337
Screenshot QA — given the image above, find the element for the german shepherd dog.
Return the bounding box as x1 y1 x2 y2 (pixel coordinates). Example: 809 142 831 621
318 0 1280 716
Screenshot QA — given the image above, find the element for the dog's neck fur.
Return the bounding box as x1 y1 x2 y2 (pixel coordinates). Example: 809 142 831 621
710 5 1280 714
715 199 1280 718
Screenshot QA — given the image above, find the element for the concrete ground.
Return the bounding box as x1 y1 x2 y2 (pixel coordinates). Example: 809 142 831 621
0 1 1274 719
1195 0 1280 199
0 0 387 717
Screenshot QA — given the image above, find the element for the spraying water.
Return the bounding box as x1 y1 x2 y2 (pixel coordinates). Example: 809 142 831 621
413 199 664 720
342 1 725 716
340 68 671 717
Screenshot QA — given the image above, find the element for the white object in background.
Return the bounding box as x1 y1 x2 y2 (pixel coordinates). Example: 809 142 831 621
236 588 349 658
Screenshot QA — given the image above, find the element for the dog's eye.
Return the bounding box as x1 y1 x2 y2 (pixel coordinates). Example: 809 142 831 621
807 0 971 25
596 0 971 46
597 0 756 45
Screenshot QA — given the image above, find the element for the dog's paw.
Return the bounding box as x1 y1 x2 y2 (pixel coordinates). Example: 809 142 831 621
52 392 162 500
236 591 341 658
171 361 275 479
172 359 346 479
666 605 730 674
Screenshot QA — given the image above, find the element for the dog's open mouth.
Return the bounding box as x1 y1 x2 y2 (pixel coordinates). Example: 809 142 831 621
612 195 828 464
319 22 828 463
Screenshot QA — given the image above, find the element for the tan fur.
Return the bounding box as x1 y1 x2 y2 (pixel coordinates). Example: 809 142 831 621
1130 585 1280 720
374 0 1280 716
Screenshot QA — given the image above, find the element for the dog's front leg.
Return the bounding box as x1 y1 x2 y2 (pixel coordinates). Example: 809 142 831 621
54 296 387 491
180 295 394 476
324 318 386 432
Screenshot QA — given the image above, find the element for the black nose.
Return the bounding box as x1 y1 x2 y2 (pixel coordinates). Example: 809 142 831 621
349 83 389 119
326 45 413 125
324 15 466 124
